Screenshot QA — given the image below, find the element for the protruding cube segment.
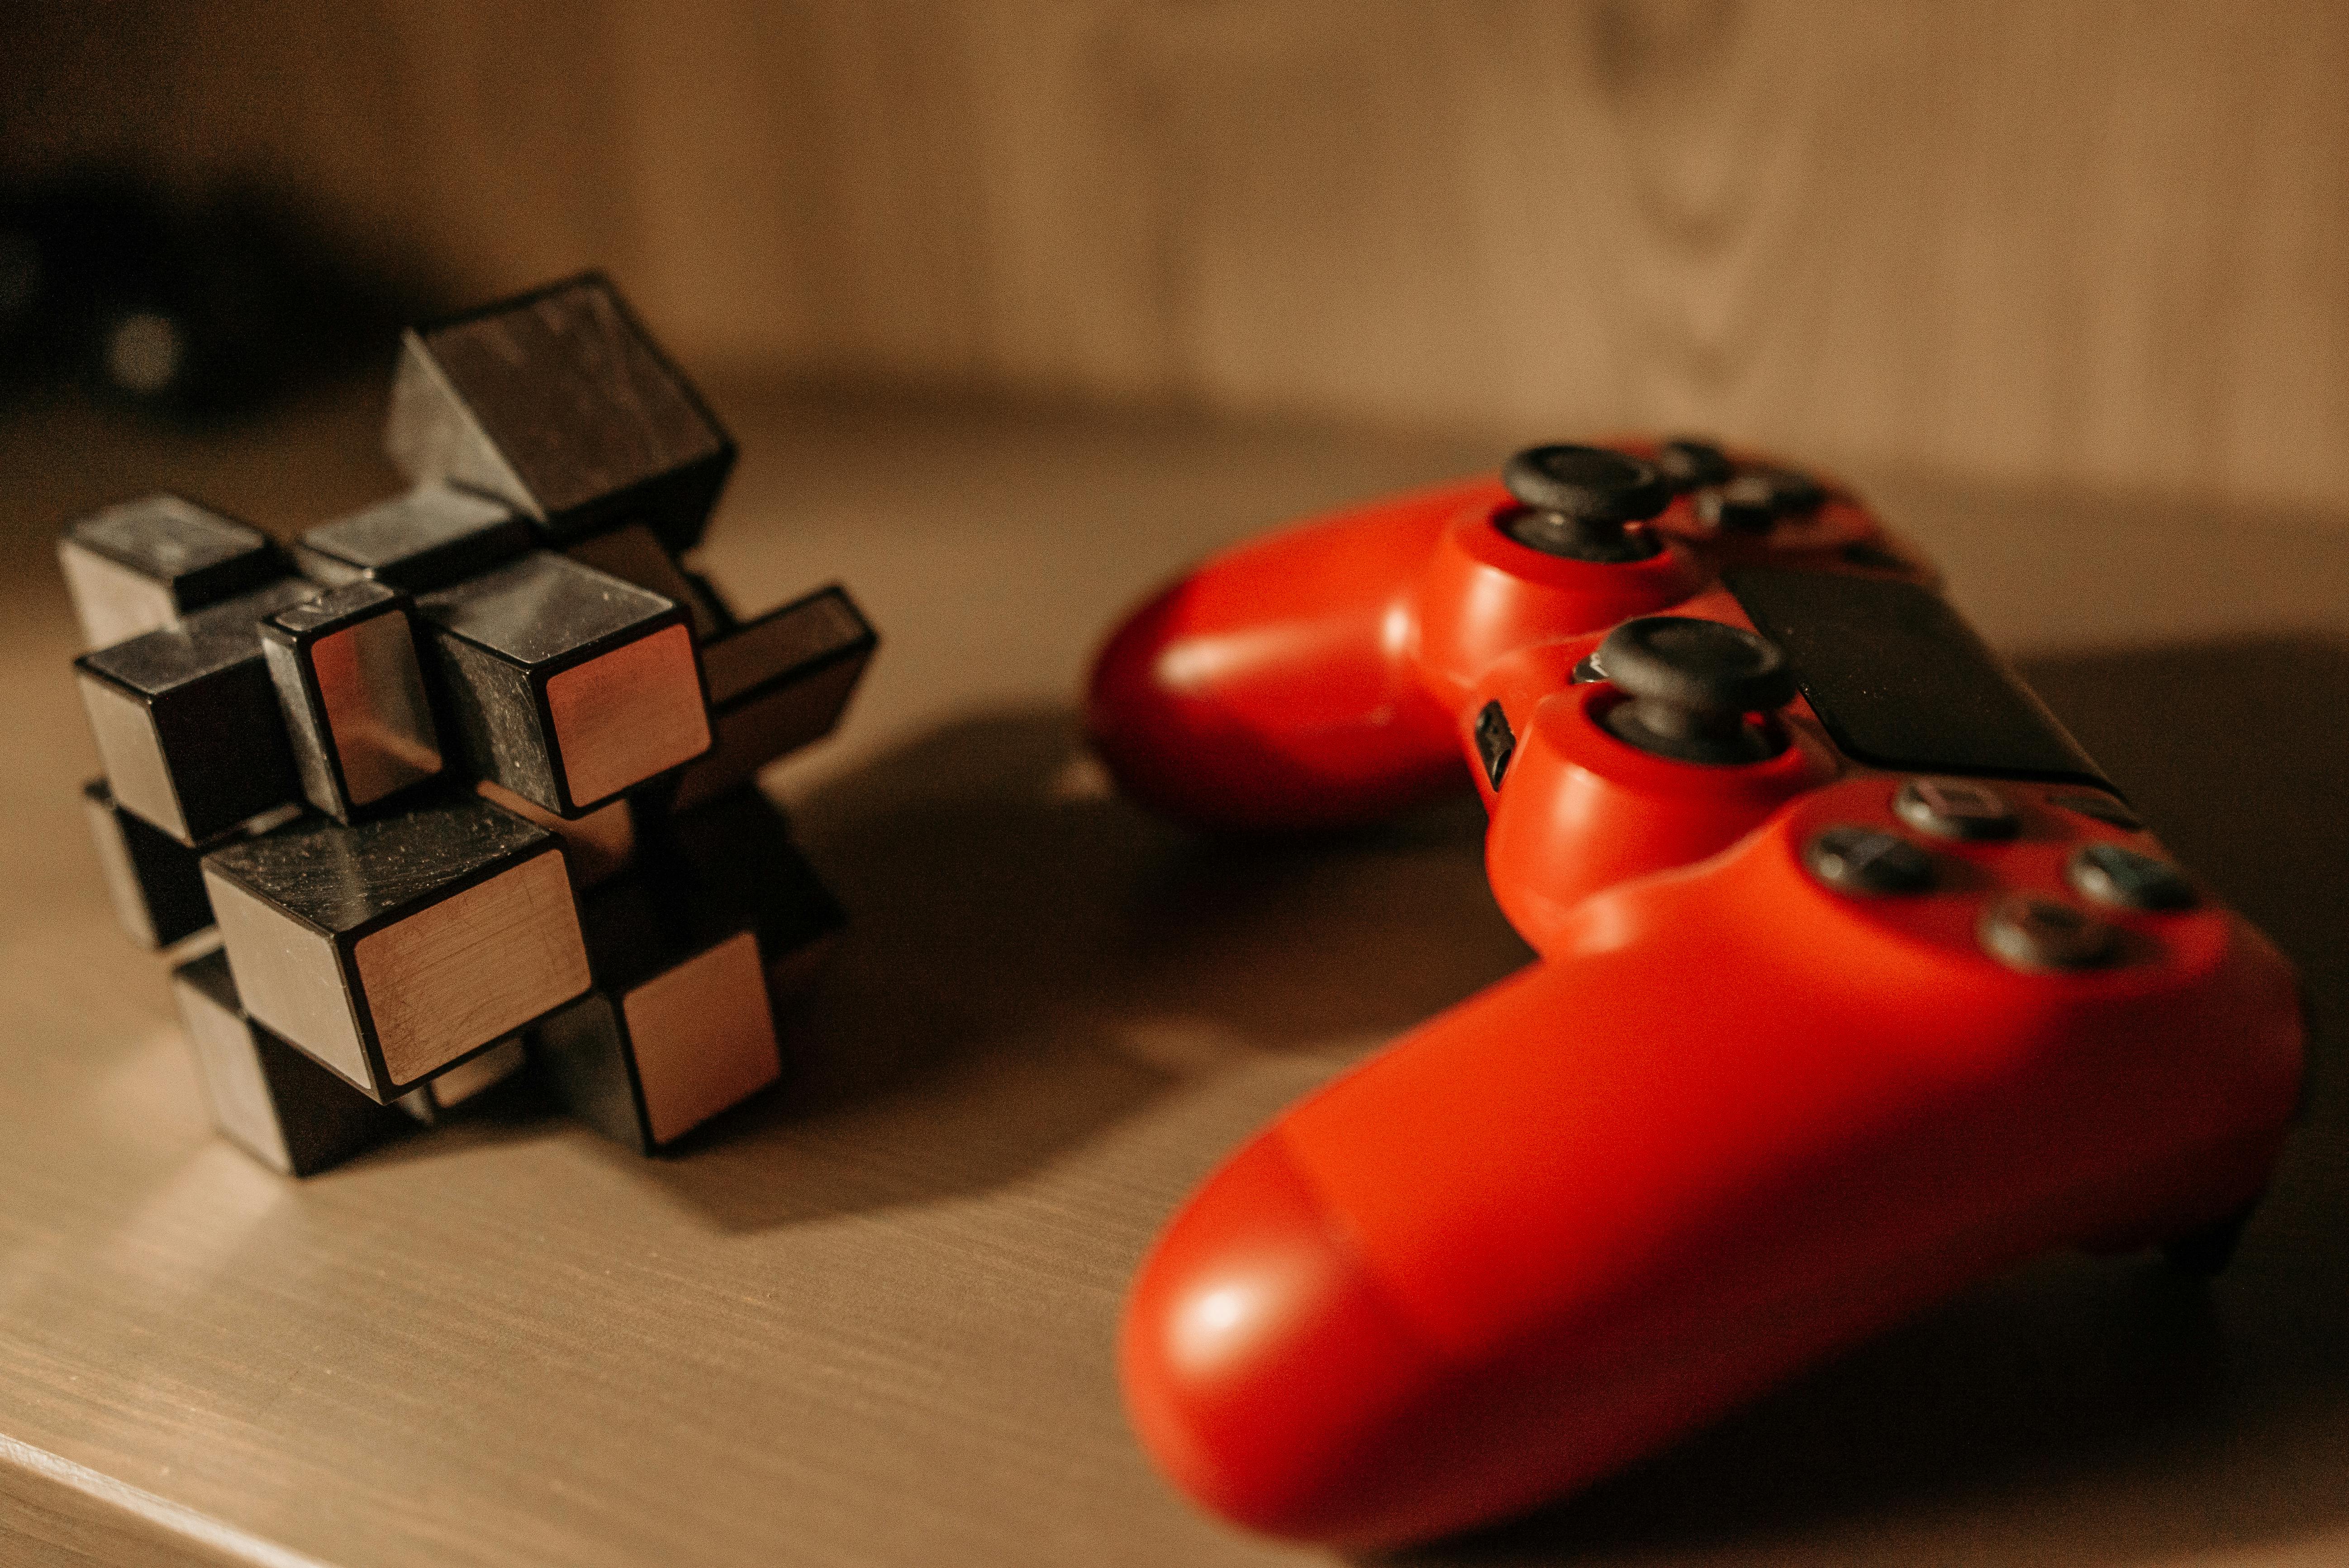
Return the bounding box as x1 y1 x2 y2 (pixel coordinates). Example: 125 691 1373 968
385 273 735 550
397 1036 527 1125
57 493 282 649
417 551 711 816
75 578 319 843
655 786 847 999
535 889 781 1156
476 779 636 890
82 779 212 949
671 585 876 810
171 948 404 1177
564 523 728 641
292 481 529 592
261 580 443 822
201 796 591 1102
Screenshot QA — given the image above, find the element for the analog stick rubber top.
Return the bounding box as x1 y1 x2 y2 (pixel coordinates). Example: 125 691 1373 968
1597 615 1795 764
1498 445 1674 563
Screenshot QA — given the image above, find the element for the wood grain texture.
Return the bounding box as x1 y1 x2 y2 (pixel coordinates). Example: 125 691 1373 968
5 382 2349 1563
6 2 2348 513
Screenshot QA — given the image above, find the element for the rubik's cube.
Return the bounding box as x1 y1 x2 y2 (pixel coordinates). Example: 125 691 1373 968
64 275 876 1175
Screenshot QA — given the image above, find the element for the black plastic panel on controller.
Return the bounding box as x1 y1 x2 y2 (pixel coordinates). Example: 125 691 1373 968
1724 566 2110 790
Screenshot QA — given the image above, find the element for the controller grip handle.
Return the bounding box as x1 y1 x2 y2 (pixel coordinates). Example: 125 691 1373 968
1122 828 2304 1546
1085 487 1479 830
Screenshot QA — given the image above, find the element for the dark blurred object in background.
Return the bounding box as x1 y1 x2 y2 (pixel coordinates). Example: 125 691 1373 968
0 171 416 421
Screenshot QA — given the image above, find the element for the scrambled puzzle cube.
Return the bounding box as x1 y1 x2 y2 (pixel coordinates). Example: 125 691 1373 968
61 272 873 1174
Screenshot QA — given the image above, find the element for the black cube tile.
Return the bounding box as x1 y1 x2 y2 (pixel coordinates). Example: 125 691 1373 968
669 584 875 811
75 578 319 843
292 481 530 593
172 947 406 1177
202 795 590 1102
533 874 781 1156
261 580 444 822
82 778 213 949
416 551 710 817
652 786 847 994
533 793 840 1154
57 493 283 650
384 273 735 551
563 522 728 641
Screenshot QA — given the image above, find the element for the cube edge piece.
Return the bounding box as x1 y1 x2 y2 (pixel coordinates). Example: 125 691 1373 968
171 947 402 1177
259 581 444 823
57 493 282 650
81 777 213 949
203 805 592 1102
419 552 710 818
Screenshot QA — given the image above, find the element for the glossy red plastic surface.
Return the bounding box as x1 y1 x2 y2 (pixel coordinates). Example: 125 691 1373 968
1084 482 1475 830
1094 442 2308 1547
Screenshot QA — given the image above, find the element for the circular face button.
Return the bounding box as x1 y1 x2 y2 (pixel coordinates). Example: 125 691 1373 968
1694 468 1828 534
1655 438 1734 491
1894 777 2019 840
2045 791 2144 832
2069 842 2197 911
1980 895 2121 971
1806 825 1934 895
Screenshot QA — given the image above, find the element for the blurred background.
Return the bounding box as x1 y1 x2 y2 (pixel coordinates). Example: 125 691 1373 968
4 0 2346 511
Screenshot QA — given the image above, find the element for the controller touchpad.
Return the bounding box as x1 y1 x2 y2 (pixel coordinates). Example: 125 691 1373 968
1725 566 2109 789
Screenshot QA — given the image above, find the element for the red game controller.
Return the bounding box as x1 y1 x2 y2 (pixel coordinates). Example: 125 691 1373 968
1089 441 2306 1548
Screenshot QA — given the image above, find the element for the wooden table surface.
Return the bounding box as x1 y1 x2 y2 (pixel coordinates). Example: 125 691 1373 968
2 382 2347 1567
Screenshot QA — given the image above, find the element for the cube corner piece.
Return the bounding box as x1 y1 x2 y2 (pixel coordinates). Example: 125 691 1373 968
384 272 735 551
202 796 591 1102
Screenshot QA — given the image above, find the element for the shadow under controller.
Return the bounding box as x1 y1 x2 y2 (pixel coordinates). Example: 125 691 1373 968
63 274 877 1175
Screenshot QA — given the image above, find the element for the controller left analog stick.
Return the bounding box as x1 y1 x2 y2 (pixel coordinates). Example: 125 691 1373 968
1596 615 1795 764
1498 445 1673 563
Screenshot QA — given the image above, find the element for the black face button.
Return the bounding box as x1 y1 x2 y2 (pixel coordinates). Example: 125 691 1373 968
1570 647 1606 684
1697 468 1829 534
1980 895 2121 971
1839 541 1907 572
1596 616 1795 765
1894 777 2019 840
2069 842 2197 912
1806 825 1934 896
1655 438 1734 492
1499 445 1672 563
1473 700 1516 790
2046 791 2143 832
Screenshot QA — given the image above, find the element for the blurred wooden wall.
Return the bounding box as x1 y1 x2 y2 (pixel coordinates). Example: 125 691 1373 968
6 0 2348 511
